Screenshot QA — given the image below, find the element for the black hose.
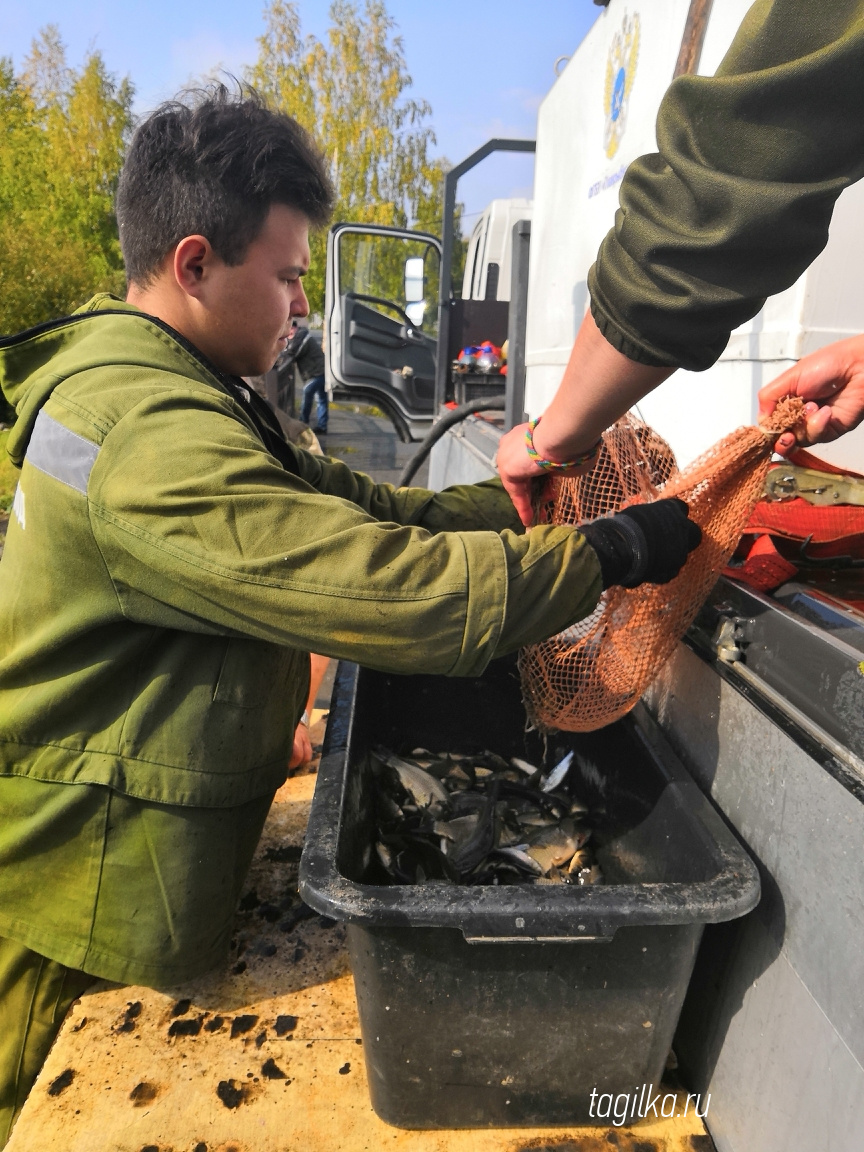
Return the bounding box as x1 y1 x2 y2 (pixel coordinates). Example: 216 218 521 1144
398 397 505 487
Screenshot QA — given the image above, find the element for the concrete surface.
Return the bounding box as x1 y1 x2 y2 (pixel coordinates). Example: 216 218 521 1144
323 403 429 489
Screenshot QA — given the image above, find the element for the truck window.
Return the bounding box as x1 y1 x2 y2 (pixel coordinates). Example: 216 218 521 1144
338 232 441 337
474 221 489 300
464 221 483 301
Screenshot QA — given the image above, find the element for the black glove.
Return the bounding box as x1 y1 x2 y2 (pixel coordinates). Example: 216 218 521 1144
580 498 701 589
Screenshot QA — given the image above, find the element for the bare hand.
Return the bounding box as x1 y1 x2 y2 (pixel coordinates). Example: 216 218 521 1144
496 423 548 527
496 422 597 528
289 722 312 770
759 334 864 454
495 314 673 526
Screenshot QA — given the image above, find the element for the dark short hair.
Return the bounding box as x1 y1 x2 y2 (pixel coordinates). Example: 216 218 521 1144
116 83 334 285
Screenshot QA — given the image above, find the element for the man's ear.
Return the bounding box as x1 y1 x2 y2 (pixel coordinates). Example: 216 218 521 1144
173 235 214 298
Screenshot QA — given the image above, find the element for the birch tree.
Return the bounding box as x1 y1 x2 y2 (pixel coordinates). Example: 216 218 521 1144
248 0 448 316
0 28 133 337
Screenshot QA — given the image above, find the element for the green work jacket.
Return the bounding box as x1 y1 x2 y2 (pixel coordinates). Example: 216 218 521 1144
0 295 601 985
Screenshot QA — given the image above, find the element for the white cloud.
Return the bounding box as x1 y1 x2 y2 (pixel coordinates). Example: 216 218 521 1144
476 114 539 140
501 86 544 114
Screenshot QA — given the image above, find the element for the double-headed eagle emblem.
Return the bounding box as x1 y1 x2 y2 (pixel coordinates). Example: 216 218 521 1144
603 12 640 159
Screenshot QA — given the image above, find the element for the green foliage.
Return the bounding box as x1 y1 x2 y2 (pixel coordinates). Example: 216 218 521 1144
0 28 133 337
248 1 449 316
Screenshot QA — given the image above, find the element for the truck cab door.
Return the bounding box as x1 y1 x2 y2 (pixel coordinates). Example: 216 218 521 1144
325 223 441 441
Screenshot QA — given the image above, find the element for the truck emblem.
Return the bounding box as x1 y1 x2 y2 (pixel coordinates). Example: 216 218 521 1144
604 11 640 159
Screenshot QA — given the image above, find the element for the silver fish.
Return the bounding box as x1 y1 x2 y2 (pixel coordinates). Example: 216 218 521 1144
482 751 510 770
526 818 587 873
541 750 574 793
370 743 602 889
517 812 559 828
566 847 593 875
497 825 526 848
494 846 543 875
378 751 449 806
433 814 480 850
447 764 472 782
377 794 403 822
510 757 538 776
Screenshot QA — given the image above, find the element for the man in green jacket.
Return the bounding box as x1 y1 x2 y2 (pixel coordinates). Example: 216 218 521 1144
0 86 697 1141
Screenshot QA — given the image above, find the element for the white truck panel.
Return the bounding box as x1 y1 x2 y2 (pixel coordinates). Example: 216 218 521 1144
525 0 698 376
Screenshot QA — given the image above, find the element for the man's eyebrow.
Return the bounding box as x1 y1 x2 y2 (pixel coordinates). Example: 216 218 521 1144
279 264 309 276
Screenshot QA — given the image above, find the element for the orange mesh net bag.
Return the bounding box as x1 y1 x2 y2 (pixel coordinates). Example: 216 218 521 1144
519 397 806 732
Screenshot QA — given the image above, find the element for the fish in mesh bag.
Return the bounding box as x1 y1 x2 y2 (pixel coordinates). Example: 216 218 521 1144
519 397 806 732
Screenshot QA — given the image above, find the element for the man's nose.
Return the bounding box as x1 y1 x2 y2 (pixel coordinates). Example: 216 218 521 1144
290 282 310 319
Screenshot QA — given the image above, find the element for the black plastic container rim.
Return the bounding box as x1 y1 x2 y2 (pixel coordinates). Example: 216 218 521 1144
298 662 761 943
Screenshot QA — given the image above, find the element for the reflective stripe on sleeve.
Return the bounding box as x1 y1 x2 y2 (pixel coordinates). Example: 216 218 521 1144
12 484 25 529
26 410 100 495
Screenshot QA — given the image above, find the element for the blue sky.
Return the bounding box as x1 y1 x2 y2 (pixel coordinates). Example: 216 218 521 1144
1 0 601 231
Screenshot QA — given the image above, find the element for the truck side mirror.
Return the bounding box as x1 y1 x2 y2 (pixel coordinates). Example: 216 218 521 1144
404 256 425 303
404 255 426 327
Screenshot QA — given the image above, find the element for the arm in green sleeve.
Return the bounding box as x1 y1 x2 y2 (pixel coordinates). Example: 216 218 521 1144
89 399 599 677
588 0 864 371
289 444 525 534
406 477 527 535
495 526 602 655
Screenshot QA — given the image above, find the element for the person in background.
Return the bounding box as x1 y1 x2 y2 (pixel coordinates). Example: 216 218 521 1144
290 652 332 769
496 0 864 525
281 318 328 435
244 366 325 454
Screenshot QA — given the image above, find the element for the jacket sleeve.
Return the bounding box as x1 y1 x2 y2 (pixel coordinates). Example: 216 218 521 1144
588 0 864 371
287 443 526 535
88 395 601 677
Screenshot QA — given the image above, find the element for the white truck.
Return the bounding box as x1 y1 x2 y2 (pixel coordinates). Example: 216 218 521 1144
325 4 864 1151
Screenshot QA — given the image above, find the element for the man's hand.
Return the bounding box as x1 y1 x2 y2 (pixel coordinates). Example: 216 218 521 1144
497 421 603 527
289 721 312 770
496 313 674 527
496 423 545 527
496 422 596 528
759 334 864 454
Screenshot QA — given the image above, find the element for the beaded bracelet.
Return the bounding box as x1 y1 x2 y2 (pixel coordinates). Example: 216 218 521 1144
524 417 602 471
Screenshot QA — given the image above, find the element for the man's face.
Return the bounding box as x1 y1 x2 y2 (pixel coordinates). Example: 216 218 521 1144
201 203 311 377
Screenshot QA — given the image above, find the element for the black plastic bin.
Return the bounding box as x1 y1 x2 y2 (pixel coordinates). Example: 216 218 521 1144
299 656 760 1128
